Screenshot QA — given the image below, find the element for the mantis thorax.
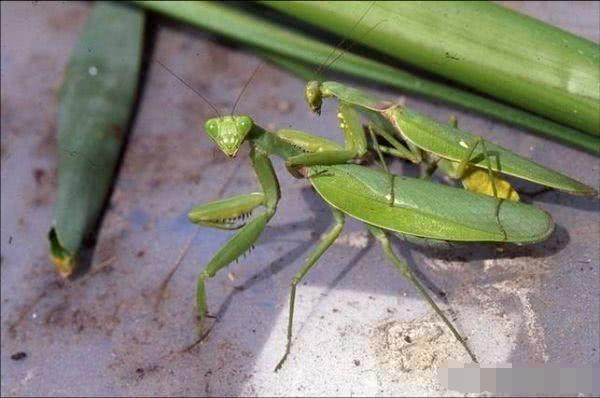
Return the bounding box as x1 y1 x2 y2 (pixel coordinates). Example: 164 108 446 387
204 115 253 157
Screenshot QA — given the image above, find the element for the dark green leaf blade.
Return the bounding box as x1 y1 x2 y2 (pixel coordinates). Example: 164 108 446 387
49 2 144 276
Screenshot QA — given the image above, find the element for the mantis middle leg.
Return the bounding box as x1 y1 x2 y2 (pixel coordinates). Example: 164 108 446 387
275 208 345 372
367 125 396 206
444 134 509 239
428 117 518 201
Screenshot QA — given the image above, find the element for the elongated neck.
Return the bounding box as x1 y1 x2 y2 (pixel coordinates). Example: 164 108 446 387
248 124 304 161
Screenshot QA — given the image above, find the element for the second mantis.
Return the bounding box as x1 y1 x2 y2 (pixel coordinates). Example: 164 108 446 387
302 81 597 200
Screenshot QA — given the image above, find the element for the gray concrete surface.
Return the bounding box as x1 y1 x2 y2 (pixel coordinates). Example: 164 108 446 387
1 1 598 396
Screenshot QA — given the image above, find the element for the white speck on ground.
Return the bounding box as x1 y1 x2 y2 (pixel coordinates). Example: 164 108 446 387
332 231 370 249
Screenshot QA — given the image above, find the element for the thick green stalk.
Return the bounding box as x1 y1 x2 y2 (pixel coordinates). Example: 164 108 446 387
262 1 600 136
134 1 598 153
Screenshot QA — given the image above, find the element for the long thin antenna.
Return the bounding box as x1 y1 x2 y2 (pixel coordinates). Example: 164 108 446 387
321 18 386 73
231 60 264 116
155 60 222 118
315 0 376 76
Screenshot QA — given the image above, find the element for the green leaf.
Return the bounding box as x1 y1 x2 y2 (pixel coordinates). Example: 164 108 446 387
49 2 145 277
261 1 600 137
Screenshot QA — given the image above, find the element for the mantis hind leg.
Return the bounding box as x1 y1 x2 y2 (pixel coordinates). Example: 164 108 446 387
366 224 478 363
448 117 517 200
438 117 517 202
452 136 500 197
275 208 345 372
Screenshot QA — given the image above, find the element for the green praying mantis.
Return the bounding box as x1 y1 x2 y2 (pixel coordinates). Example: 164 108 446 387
157 7 596 366
304 81 597 202
154 60 596 371
188 111 557 371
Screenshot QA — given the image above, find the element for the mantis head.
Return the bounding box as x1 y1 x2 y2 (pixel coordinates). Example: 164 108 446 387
305 81 323 115
204 115 254 157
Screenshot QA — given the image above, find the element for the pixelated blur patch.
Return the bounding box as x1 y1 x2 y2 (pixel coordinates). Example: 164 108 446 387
438 361 600 395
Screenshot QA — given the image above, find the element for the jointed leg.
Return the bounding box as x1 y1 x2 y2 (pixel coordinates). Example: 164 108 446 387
196 144 280 333
275 208 345 372
450 137 507 239
367 125 395 206
451 137 501 199
365 111 422 164
367 224 478 363
286 102 368 168
188 193 265 230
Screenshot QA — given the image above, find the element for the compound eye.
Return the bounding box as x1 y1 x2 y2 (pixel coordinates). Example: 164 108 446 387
206 121 218 134
236 117 251 131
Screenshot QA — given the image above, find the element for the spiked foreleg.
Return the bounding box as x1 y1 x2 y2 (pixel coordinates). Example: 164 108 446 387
286 102 367 168
196 144 280 332
188 193 265 230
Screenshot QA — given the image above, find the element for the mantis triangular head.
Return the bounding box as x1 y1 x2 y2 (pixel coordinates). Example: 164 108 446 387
305 81 323 115
204 116 253 157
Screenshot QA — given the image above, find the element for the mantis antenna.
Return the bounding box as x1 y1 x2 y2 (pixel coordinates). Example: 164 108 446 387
230 60 264 116
315 1 375 75
315 1 387 75
321 18 386 74
155 60 222 118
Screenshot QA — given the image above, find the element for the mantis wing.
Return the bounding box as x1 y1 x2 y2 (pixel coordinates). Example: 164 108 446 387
388 107 597 196
319 82 596 196
310 164 553 243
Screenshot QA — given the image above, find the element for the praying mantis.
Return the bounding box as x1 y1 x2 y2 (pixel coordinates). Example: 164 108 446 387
154 1 596 368
153 11 597 363
303 81 597 201
179 81 559 370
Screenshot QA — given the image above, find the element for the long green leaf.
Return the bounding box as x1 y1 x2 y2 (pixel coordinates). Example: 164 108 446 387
49 2 144 276
134 1 599 153
262 1 600 137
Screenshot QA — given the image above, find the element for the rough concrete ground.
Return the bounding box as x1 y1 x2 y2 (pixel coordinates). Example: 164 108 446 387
1 1 598 396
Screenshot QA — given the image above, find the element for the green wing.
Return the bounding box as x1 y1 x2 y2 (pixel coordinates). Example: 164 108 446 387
390 107 597 196
310 164 553 243
320 81 596 196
